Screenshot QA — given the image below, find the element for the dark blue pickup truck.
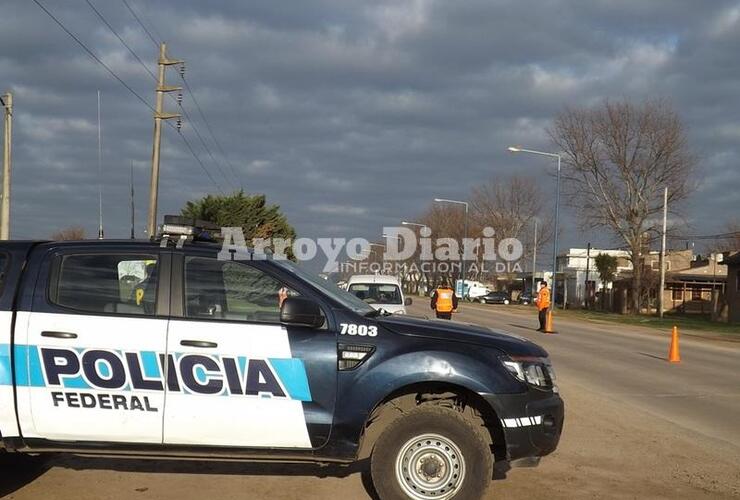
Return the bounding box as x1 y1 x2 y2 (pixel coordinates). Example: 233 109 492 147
0 223 563 500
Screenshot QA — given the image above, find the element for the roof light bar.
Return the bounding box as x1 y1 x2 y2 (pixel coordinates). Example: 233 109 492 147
156 215 220 247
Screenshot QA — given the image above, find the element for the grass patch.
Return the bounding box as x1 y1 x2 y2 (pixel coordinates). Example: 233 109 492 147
555 308 740 335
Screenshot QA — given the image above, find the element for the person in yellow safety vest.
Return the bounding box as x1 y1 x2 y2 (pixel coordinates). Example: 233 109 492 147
535 281 551 331
430 284 459 320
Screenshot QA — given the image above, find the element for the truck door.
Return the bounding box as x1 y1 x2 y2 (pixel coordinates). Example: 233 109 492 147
15 246 170 444
162 250 337 449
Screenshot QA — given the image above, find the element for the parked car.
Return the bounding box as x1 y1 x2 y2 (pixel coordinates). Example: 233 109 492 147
478 291 512 305
346 274 411 314
518 291 533 305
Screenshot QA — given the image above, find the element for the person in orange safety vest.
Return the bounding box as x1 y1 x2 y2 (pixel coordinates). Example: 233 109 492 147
535 281 551 331
430 284 459 320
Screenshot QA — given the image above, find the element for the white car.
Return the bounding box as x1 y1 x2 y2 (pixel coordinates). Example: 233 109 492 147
346 274 411 314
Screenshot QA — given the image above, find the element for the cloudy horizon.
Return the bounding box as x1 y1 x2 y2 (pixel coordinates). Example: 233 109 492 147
1 0 739 263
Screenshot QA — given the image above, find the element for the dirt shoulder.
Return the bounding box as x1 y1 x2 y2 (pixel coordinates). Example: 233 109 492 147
493 378 740 499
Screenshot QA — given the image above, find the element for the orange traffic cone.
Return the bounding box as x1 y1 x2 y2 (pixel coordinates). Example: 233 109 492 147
544 310 555 334
668 326 681 363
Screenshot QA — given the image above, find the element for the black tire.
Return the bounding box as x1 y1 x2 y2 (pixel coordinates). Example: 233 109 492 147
0 450 49 467
370 405 492 500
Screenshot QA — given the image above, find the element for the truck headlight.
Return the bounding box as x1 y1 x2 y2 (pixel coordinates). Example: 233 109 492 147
501 356 557 391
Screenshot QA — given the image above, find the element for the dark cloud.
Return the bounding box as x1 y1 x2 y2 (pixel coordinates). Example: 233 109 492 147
0 0 738 259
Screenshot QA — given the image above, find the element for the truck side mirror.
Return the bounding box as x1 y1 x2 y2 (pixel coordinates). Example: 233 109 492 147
280 297 325 329
404 297 413 306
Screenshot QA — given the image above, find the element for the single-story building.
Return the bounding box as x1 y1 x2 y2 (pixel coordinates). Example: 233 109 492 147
605 252 727 315
662 254 726 315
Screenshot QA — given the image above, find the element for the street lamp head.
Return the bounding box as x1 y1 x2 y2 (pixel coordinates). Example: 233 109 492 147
434 198 468 208
402 221 428 230
507 146 522 152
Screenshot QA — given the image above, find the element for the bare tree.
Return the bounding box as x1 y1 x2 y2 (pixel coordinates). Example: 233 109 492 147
51 226 87 240
470 175 554 276
419 203 468 287
550 99 696 313
404 177 554 291
711 219 740 253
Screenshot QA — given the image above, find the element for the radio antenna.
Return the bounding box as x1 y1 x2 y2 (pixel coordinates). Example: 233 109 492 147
97 90 104 239
130 161 135 239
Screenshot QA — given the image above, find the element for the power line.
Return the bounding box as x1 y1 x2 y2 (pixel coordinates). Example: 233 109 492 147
32 0 224 193
120 0 243 190
121 0 159 48
85 0 157 81
178 101 235 190
181 75 243 189
85 0 234 191
175 129 225 194
32 0 154 113
668 231 740 241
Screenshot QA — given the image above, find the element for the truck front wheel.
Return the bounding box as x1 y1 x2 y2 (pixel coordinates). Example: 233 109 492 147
370 405 492 500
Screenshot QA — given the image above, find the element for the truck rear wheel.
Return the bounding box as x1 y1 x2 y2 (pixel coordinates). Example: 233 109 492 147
370 405 492 500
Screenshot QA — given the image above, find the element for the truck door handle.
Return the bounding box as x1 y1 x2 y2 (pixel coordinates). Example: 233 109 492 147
180 340 218 349
41 331 78 339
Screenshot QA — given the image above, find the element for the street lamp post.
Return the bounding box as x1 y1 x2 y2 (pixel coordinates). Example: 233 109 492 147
434 198 469 298
368 243 386 271
508 146 562 310
531 218 538 294
401 222 429 295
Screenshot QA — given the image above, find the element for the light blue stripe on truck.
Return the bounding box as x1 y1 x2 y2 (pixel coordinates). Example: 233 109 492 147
1 345 313 401
0 343 11 385
12 344 45 387
269 358 312 402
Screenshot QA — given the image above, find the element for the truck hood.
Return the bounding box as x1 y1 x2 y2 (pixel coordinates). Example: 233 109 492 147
377 314 548 358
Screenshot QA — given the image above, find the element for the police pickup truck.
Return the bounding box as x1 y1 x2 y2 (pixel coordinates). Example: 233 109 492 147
0 220 563 500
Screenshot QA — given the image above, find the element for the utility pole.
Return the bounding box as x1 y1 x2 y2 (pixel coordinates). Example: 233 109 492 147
462 203 468 296
584 242 591 309
658 187 668 318
147 42 182 237
1 92 11 240
433 199 468 298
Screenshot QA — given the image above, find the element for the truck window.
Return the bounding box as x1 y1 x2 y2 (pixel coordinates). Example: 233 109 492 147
184 257 297 323
348 283 402 305
49 254 158 315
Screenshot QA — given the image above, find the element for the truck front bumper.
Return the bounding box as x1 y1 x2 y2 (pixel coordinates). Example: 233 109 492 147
483 390 564 462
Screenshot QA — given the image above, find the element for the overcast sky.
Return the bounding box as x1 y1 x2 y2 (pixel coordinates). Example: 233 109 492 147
1 0 738 261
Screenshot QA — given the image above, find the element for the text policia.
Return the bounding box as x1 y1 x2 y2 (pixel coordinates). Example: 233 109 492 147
33 346 312 412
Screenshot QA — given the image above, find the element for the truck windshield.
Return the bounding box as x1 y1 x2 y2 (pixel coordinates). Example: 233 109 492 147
272 260 375 315
348 283 402 305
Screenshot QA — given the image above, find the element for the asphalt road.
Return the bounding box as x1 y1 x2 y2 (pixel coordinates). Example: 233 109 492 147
431 302 740 449
2 303 739 499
